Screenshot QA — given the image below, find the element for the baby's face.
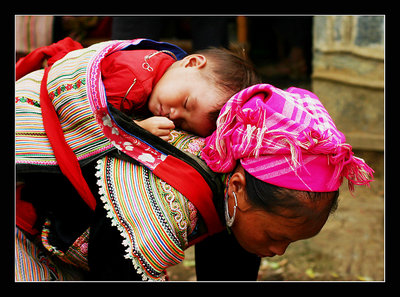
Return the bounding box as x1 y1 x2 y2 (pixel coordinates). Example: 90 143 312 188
148 54 223 137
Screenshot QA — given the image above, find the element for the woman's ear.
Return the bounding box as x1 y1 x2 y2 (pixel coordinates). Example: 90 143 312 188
229 165 247 197
228 165 252 212
229 170 246 195
182 54 207 69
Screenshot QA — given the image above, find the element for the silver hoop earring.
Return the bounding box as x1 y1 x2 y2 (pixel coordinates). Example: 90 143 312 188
225 191 238 228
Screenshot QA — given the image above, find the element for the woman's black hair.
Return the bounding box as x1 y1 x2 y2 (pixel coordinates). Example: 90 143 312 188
244 170 339 218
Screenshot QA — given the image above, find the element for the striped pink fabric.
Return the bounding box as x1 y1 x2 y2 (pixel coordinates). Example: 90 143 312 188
202 84 374 192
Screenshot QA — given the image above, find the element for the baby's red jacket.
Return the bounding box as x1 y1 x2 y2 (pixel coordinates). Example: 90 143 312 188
101 49 175 114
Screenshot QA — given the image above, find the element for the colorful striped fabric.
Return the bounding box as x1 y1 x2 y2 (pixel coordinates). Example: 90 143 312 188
15 227 59 281
15 69 55 165
15 227 85 281
15 42 115 167
46 47 106 160
96 155 199 281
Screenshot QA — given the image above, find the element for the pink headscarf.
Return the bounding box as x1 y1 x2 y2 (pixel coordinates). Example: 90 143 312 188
202 84 374 192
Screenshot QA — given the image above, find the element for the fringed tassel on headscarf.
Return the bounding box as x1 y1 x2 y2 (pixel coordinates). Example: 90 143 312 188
343 156 375 193
328 143 375 193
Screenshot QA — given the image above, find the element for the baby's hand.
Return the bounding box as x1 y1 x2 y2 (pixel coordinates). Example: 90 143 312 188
134 116 175 141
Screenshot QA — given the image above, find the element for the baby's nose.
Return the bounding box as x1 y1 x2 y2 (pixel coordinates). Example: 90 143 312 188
167 108 184 127
168 108 180 119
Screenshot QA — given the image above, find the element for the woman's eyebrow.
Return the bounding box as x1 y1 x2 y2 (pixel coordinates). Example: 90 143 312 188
268 231 290 242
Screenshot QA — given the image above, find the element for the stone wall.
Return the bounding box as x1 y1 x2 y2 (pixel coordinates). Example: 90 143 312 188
312 16 384 176
312 16 384 152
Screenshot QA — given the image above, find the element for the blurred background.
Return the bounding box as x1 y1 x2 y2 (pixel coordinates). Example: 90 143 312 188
15 15 385 281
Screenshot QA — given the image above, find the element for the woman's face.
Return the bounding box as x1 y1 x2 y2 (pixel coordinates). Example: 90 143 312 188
227 166 333 258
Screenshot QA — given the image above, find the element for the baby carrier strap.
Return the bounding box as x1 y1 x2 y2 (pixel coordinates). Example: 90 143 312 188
40 66 97 211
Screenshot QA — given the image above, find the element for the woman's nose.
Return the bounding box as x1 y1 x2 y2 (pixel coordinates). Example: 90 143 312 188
269 242 290 256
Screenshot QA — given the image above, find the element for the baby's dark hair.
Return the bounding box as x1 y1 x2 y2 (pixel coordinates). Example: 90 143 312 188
195 47 261 123
244 169 339 219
